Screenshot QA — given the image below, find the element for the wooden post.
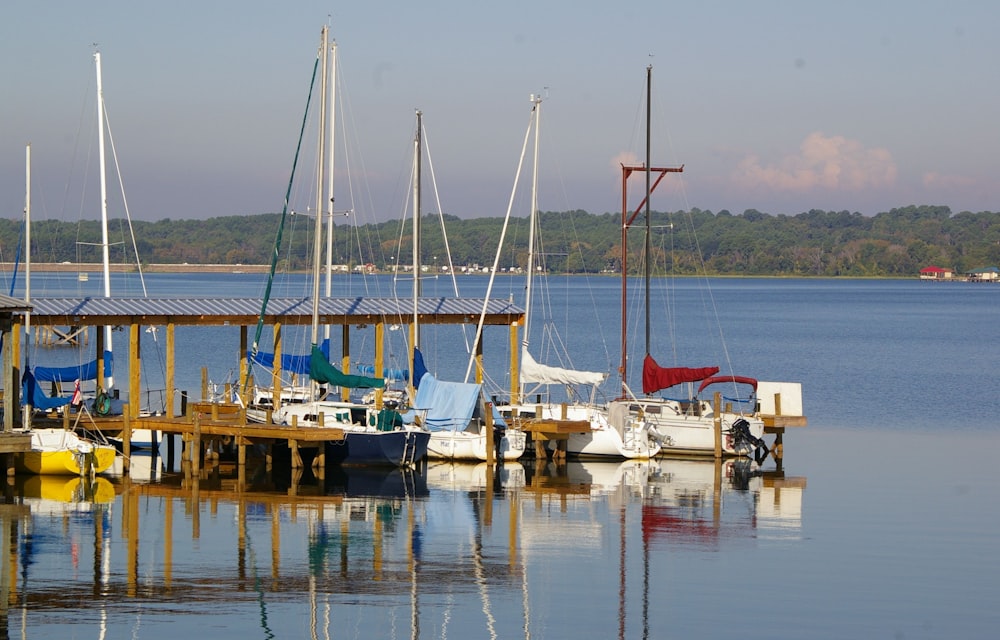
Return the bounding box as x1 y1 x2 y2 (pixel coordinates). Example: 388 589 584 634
122 403 132 473
272 322 282 407
192 413 202 476
166 323 176 416
201 367 208 402
485 402 495 465
475 333 484 385
95 327 105 394
341 325 351 402
509 322 519 404
129 324 140 419
374 321 385 407
239 325 248 407
289 439 302 469
713 391 723 459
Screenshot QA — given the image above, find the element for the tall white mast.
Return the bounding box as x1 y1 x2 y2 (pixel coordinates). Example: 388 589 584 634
323 39 337 345
521 95 542 396
310 26 329 346
95 50 113 389
24 144 31 337
412 110 422 347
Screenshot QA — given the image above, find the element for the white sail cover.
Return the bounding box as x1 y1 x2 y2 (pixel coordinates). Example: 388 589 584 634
520 347 605 387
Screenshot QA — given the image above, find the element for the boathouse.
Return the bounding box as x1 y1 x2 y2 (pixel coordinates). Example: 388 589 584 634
966 266 999 282
918 265 953 280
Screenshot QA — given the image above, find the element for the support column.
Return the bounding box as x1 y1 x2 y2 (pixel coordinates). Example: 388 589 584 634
129 324 141 419
166 322 176 416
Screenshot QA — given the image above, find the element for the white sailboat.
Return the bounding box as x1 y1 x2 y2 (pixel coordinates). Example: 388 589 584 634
399 111 525 462
619 66 767 457
18 121 117 476
267 26 430 467
496 96 659 460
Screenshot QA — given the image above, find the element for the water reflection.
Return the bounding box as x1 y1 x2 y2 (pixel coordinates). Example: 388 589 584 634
0 455 805 639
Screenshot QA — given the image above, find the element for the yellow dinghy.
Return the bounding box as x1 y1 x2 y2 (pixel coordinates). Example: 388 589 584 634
15 428 117 475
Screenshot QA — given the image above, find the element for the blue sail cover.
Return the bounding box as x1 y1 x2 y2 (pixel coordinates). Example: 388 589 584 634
249 339 329 375
21 369 71 411
403 371 505 431
33 351 113 383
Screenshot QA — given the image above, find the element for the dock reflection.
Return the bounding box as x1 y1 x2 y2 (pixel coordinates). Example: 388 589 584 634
0 455 805 638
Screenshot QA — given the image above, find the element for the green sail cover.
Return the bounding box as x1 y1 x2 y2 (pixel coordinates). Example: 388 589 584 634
309 346 384 389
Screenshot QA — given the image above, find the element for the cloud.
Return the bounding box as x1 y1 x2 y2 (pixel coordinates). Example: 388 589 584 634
611 151 640 171
733 132 897 192
922 172 974 189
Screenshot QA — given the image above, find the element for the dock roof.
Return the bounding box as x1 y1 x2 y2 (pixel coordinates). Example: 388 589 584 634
18 296 524 327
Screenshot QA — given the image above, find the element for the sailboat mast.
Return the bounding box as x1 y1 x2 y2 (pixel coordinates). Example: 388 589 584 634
644 65 652 357
24 144 31 337
413 111 422 343
324 39 337 344
95 51 113 389
310 26 329 346
523 96 542 353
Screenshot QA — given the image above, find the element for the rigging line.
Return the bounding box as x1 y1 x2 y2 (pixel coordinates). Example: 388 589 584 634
249 52 321 374
463 100 535 384
421 117 473 355
102 104 148 296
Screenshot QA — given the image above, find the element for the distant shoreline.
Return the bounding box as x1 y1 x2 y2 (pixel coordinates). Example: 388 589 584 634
1 262 271 274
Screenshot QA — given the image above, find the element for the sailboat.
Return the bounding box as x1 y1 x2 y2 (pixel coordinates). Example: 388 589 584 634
400 111 525 462
264 26 429 467
620 66 766 458
18 115 117 476
496 96 659 460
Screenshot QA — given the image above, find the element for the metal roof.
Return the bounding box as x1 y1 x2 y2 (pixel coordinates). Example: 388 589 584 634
18 296 524 327
0 294 32 313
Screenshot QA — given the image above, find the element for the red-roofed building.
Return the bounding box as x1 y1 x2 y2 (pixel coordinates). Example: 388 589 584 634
919 265 953 280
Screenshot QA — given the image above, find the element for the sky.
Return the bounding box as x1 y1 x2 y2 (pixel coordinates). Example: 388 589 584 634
2 0 998 227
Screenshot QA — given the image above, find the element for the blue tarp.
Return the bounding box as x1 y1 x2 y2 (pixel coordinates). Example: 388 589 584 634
249 339 329 375
355 364 409 381
21 369 71 411
402 372 506 431
33 351 113 383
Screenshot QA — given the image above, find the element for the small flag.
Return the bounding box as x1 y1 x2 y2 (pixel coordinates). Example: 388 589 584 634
71 379 82 406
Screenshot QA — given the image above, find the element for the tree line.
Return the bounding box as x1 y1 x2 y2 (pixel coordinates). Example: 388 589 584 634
2 205 998 277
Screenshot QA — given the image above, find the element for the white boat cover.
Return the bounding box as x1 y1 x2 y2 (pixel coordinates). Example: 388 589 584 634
520 347 605 387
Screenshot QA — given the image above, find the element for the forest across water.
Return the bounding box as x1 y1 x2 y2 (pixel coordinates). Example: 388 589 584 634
3 204 996 277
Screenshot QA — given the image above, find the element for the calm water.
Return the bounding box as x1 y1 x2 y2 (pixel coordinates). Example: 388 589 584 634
4 274 999 639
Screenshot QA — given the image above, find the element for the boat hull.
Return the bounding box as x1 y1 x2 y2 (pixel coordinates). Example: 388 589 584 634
325 429 431 467
15 446 117 475
509 402 661 460
641 402 766 456
427 429 526 461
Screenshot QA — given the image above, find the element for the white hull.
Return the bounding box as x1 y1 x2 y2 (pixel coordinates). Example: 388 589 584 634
636 399 765 456
504 401 661 460
426 428 526 461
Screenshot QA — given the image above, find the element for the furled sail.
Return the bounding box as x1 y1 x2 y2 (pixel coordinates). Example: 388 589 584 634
308 345 384 389
32 351 113 383
520 347 605 387
642 354 719 395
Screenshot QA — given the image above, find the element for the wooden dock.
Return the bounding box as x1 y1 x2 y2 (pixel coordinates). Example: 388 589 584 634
34 401 348 478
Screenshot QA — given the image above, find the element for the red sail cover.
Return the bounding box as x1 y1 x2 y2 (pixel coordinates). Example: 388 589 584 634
642 355 719 395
